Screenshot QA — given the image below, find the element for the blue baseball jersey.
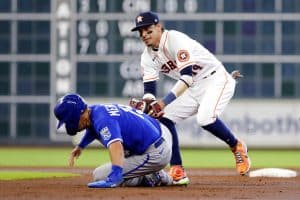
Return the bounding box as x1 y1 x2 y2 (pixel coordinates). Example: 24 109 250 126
78 104 162 155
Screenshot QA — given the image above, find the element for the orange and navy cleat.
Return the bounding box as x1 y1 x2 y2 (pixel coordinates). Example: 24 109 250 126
231 140 251 175
168 165 190 185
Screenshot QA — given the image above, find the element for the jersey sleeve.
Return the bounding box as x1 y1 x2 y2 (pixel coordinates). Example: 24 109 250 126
93 116 123 148
168 31 197 70
141 50 160 83
78 129 96 149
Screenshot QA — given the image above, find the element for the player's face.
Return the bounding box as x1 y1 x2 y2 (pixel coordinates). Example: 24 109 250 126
78 118 85 132
78 109 90 131
138 24 162 48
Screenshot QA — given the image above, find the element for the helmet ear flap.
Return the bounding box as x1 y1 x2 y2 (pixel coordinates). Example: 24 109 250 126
65 119 79 136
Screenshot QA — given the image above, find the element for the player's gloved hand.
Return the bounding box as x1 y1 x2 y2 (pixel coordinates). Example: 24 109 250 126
148 100 165 119
87 165 123 188
142 94 157 113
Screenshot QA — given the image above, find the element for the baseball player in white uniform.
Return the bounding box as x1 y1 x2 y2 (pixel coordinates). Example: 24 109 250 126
131 11 251 182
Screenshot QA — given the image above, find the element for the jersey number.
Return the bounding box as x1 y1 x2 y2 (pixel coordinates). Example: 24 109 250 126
192 65 203 76
119 105 145 119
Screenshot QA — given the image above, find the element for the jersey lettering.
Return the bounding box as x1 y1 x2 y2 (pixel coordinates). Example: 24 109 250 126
104 104 120 116
119 105 144 119
161 63 169 73
167 61 177 70
160 60 177 74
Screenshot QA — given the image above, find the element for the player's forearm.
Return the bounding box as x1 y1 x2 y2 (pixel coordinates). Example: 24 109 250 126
170 77 189 96
162 66 193 105
108 141 124 167
162 75 192 105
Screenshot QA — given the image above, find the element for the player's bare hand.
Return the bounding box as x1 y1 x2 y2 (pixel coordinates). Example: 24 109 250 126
69 146 82 167
129 98 147 112
231 70 243 80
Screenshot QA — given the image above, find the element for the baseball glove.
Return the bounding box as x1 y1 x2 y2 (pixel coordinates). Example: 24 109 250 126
147 100 164 119
129 94 164 119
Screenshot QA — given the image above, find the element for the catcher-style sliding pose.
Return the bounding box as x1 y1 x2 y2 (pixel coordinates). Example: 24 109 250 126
54 93 187 188
131 11 250 183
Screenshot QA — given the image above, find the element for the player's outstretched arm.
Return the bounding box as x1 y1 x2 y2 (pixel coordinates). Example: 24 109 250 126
69 146 82 167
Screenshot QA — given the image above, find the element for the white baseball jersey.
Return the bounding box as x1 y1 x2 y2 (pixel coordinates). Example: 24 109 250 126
141 30 236 126
141 30 224 83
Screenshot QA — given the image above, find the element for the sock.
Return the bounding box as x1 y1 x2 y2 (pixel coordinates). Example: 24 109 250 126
202 118 238 148
159 117 182 166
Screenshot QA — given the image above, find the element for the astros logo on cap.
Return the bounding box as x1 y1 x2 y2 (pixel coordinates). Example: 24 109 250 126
137 16 143 23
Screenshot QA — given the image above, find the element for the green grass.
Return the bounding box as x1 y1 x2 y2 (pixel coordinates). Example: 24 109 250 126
0 171 79 180
0 147 110 167
181 149 300 168
0 147 299 168
0 147 299 180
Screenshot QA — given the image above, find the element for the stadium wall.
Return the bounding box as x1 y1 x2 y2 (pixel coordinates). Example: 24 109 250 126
71 98 300 148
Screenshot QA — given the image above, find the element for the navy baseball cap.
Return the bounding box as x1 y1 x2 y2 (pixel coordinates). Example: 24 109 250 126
131 11 159 32
54 93 87 136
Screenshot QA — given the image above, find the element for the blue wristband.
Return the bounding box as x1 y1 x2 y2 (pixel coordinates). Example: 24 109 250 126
111 165 123 175
162 92 177 105
87 165 123 188
105 165 123 186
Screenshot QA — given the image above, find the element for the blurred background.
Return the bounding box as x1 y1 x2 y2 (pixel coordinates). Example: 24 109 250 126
0 0 299 148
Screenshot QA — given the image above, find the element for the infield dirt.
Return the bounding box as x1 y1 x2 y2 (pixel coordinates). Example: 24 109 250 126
1 167 299 200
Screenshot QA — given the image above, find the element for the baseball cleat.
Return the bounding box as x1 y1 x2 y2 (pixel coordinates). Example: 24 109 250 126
87 180 117 188
172 176 190 186
169 165 190 185
231 140 251 175
140 172 162 187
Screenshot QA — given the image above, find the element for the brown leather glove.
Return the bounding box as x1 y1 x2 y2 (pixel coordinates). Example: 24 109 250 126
147 100 165 119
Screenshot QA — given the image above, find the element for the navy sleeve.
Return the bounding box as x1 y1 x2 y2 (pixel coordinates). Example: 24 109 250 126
144 81 157 96
78 130 96 149
180 65 193 76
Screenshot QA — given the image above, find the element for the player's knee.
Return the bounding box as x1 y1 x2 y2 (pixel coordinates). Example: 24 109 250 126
93 163 111 181
93 167 105 181
196 115 215 126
